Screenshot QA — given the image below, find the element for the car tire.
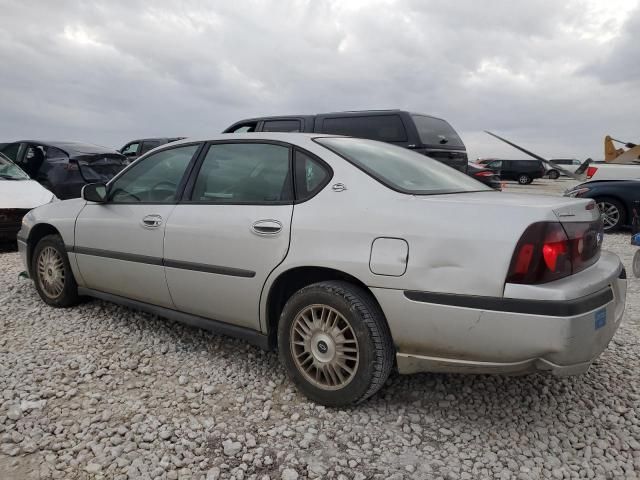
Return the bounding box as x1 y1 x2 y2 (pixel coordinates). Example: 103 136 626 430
32 234 80 308
633 250 640 278
278 280 394 407
548 169 560 180
517 174 532 185
595 197 626 232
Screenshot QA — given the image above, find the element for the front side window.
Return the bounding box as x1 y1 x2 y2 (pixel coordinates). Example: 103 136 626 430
316 137 488 195
1 143 20 161
487 160 502 169
0 154 29 180
121 143 140 156
140 140 163 155
321 115 407 142
228 122 258 133
295 150 330 201
109 144 200 203
263 120 302 132
411 115 465 148
191 143 292 203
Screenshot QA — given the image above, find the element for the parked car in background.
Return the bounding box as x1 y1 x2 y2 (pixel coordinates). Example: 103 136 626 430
18 133 625 406
0 141 127 200
0 153 56 242
583 163 640 182
119 137 186 162
565 180 640 232
548 158 584 178
224 110 469 172
467 162 501 190
484 159 546 185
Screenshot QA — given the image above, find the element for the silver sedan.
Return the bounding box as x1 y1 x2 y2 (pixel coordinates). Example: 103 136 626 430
17 133 627 406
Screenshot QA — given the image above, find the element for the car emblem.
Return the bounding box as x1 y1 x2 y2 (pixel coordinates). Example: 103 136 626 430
332 183 347 192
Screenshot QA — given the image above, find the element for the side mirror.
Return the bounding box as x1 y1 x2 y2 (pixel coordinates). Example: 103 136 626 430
82 183 108 203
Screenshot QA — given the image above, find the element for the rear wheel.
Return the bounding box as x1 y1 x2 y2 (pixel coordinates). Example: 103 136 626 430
518 174 532 185
278 281 394 407
32 234 79 307
595 197 625 232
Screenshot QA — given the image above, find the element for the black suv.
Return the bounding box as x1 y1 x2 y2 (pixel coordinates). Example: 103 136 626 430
224 110 469 172
484 159 546 185
119 137 186 162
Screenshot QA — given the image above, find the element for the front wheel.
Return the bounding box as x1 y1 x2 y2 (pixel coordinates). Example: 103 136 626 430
548 169 560 180
278 281 394 407
32 234 79 307
518 174 532 185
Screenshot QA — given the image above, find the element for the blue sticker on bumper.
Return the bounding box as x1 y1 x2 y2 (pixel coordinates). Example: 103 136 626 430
595 309 607 330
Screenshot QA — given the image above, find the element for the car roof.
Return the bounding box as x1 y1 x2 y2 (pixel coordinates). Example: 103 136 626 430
10 140 120 155
229 110 448 123
169 132 345 146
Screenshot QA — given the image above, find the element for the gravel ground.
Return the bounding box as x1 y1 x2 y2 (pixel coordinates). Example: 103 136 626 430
1 182 639 480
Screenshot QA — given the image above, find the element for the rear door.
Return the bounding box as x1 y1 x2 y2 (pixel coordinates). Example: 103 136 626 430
74 143 202 307
163 141 294 330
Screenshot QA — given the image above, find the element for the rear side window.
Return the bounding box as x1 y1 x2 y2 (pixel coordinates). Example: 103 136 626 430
320 115 407 142
191 143 292 204
263 120 302 132
411 115 464 148
520 160 542 169
294 150 330 201
45 147 68 160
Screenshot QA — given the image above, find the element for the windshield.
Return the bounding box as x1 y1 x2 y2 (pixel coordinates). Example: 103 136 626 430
315 137 489 194
0 154 29 180
411 115 465 148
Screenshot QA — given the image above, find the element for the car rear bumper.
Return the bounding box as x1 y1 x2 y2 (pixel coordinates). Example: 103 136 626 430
372 251 626 376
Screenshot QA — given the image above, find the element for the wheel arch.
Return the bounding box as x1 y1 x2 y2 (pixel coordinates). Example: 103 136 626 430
26 223 62 276
262 266 388 349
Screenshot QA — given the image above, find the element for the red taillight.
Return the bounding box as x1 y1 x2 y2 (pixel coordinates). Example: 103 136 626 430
542 241 568 271
474 171 494 177
586 166 598 179
507 220 602 284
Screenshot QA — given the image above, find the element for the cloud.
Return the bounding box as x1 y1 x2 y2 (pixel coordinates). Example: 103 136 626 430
0 0 638 160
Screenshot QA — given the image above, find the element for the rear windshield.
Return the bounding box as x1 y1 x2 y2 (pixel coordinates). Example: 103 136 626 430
315 137 488 194
411 115 464 148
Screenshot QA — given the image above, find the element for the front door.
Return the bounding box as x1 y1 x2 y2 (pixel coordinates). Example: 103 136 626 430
163 142 294 330
74 143 202 307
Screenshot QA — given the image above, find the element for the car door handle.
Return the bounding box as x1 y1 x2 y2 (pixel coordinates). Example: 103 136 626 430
141 214 163 228
251 219 282 236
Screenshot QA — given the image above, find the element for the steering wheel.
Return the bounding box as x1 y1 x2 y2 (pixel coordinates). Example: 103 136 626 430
110 188 140 202
151 181 177 192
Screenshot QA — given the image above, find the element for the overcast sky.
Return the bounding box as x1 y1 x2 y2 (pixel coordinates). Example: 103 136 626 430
0 0 638 160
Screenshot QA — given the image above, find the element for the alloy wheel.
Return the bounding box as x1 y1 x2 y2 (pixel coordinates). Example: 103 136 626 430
290 304 359 390
598 201 620 230
37 246 65 299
